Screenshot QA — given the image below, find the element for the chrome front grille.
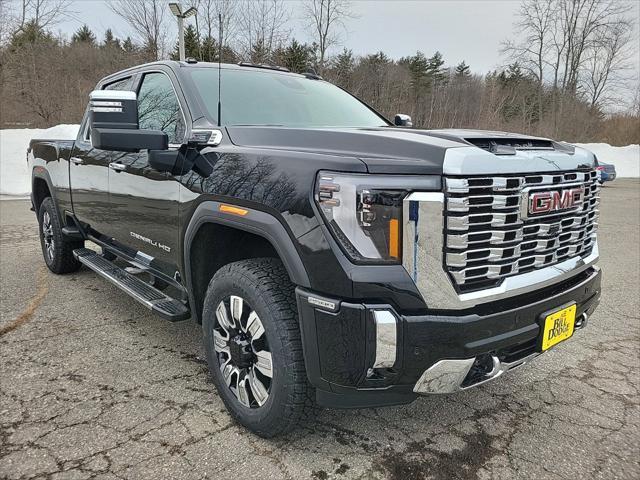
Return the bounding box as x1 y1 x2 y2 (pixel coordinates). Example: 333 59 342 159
444 170 599 290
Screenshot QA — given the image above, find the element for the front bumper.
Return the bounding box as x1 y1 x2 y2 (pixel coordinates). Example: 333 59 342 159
296 266 601 408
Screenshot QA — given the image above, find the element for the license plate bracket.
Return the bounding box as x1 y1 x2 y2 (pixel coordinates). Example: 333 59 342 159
538 302 577 352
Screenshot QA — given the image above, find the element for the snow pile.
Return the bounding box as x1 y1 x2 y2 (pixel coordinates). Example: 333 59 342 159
575 143 639 178
0 125 79 196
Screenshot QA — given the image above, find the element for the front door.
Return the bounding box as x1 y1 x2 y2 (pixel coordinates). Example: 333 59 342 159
70 76 136 236
106 70 187 280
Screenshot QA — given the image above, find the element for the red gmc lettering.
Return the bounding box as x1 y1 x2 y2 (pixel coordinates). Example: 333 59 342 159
530 187 584 215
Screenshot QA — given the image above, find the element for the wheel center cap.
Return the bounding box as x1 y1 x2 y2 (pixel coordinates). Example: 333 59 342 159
229 335 253 368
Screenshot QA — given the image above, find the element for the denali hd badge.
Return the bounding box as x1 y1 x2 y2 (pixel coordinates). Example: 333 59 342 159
521 185 585 219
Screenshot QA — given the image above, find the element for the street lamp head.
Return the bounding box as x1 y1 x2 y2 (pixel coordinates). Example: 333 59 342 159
183 7 197 18
169 2 182 17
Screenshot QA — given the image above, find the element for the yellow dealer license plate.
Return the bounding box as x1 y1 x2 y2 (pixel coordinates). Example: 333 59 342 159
541 304 577 351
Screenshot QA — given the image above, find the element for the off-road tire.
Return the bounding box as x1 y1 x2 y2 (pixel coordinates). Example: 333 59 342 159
38 197 83 274
202 258 315 437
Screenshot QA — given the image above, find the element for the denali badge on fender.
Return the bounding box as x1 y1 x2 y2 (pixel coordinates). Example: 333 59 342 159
521 185 585 219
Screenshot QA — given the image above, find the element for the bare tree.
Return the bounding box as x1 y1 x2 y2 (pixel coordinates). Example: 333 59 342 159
0 0 14 45
502 0 555 122
108 0 168 60
503 0 637 111
19 0 72 30
583 19 635 107
0 0 72 43
236 0 290 62
190 0 238 49
302 0 355 73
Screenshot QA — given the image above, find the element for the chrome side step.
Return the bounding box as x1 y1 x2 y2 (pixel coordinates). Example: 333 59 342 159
73 248 190 322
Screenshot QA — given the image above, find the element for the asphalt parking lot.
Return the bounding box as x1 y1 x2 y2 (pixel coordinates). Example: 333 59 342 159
1 179 638 480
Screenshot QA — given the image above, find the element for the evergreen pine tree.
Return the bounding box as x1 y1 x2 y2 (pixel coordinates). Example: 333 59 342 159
122 36 137 53
201 35 217 62
171 24 201 60
10 20 54 47
333 48 355 87
408 51 429 91
103 29 121 49
71 25 96 45
250 38 269 64
455 61 471 78
426 51 447 86
280 39 312 73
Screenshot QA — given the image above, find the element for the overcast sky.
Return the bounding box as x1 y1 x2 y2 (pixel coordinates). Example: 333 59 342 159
40 0 640 76
47 0 521 73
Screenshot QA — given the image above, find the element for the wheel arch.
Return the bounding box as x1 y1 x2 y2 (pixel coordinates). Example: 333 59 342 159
183 201 311 323
32 168 55 214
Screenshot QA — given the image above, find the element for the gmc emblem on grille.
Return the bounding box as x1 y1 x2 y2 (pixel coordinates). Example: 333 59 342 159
522 186 585 219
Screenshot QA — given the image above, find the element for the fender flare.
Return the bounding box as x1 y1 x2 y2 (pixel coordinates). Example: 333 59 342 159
183 201 311 321
31 166 57 209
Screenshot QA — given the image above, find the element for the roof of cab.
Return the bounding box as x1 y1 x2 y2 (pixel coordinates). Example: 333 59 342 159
100 60 308 85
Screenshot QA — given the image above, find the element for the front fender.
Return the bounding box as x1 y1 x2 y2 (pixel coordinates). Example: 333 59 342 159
183 200 311 322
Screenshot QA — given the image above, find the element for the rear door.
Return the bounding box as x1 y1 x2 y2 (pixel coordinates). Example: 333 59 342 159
69 76 135 235
106 69 187 280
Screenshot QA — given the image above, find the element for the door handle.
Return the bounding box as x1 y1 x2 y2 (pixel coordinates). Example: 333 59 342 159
109 162 127 172
70 156 83 165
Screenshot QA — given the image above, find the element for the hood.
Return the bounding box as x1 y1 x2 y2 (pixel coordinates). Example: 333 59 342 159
226 126 466 174
225 126 596 175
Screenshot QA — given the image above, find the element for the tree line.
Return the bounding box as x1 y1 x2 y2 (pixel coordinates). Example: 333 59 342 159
0 0 637 146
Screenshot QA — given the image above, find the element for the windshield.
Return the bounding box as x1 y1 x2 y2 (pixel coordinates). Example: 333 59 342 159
188 68 388 128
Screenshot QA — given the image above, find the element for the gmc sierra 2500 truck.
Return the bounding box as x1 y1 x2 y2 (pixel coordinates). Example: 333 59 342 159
29 60 601 437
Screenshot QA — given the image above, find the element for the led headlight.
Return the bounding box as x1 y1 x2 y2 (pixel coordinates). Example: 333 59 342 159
315 171 438 264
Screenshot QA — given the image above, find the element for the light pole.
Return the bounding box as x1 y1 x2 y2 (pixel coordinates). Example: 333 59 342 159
169 3 197 61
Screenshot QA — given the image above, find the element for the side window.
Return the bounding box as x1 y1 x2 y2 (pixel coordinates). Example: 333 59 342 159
137 72 185 144
104 77 132 91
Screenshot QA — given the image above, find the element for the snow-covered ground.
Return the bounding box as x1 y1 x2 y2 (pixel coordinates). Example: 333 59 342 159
1 125 79 197
0 126 638 196
574 143 639 178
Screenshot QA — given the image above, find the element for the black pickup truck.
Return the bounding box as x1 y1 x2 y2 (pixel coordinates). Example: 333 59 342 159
28 60 601 437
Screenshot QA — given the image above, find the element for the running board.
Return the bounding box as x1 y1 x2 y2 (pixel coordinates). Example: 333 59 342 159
73 248 190 322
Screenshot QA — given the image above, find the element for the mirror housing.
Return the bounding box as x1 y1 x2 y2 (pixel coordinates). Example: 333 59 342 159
88 89 169 152
91 128 168 153
89 90 138 130
148 149 183 175
394 114 413 127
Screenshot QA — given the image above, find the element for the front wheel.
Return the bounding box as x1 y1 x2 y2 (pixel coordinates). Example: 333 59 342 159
202 258 315 437
38 197 83 274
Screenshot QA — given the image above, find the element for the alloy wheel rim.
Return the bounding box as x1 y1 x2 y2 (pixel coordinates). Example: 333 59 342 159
213 295 273 408
42 211 55 261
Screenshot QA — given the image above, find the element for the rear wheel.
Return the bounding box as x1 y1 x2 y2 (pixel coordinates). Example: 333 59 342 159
38 197 83 274
202 258 315 437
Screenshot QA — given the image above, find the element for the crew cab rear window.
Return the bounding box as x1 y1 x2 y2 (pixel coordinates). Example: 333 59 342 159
104 77 133 91
188 68 387 128
137 72 185 144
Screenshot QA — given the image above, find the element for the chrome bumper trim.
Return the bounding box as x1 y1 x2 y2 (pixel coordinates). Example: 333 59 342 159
413 352 542 394
414 312 590 394
372 310 397 369
402 191 600 310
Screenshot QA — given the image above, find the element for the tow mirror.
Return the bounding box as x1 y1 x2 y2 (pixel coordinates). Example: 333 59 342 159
394 114 413 127
88 90 168 152
148 149 183 175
